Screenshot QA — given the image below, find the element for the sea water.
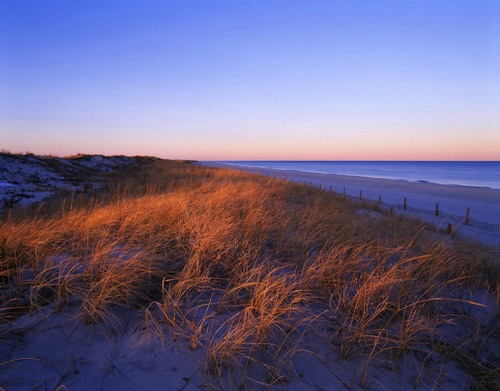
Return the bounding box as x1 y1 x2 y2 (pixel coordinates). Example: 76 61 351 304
221 161 500 190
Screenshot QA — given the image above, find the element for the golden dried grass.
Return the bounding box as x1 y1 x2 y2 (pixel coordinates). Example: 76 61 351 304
0 159 498 389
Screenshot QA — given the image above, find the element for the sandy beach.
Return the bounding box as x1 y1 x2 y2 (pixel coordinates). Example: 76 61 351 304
2 157 499 390
202 162 500 245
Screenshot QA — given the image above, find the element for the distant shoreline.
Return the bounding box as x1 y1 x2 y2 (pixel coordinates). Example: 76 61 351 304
200 162 500 239
221 163 497 190
215 160 500 190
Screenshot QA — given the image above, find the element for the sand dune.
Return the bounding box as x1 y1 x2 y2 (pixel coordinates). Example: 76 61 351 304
201 162 500 246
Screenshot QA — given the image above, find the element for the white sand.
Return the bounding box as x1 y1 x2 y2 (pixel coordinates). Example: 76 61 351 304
1 159 498 390
201 162 500 246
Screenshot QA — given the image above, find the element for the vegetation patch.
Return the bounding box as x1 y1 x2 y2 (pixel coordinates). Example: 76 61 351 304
0 158 498 390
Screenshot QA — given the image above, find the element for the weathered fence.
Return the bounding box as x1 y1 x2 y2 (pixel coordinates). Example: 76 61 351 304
386 203 500 233
291 178 500 234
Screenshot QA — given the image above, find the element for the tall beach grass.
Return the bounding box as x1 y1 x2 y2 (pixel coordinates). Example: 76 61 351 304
1 159 498 389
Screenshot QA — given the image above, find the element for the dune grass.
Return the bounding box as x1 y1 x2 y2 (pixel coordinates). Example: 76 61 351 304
1 159 499 389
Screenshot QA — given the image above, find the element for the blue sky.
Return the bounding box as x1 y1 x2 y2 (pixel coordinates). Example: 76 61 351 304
1 1 499 160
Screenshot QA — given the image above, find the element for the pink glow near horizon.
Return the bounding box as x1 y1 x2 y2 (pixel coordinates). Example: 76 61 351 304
5 129 498 161
1 2 499 161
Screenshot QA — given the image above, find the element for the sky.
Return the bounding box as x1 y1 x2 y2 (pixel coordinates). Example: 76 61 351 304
1 1 499 161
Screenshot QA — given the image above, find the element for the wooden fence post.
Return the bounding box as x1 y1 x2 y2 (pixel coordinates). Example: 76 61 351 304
378 195 381 204
447 223 453 234
343 187 346 196
329 186 332 193
359 190 362 200
465 208 470 225
403 197 407 210
435 203 439 216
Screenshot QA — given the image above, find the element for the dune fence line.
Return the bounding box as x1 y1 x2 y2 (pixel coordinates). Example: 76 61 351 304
286 178 500 234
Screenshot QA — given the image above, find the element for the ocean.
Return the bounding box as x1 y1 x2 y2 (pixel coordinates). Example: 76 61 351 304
221 161 500 190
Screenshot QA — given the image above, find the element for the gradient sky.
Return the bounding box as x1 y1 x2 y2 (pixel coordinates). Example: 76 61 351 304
1 1 499 160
